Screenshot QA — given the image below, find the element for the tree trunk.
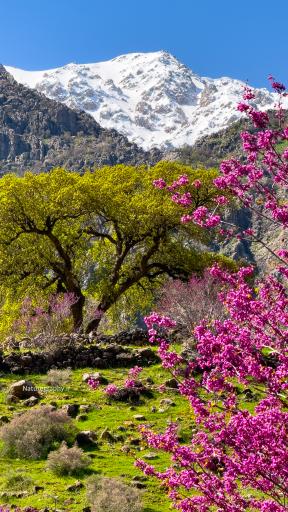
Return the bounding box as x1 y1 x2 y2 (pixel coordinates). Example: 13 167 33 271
85 301 110 334
85 315 102 334
71 293 85 332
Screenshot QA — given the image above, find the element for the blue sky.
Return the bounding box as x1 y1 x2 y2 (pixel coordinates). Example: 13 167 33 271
1 0 288 87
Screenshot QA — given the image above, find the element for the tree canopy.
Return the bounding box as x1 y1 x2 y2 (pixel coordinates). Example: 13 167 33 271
0 162 231 334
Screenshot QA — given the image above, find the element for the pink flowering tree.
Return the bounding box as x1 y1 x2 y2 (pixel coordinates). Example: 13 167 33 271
157 269 225 333
14 292 77 337
135 80 288 512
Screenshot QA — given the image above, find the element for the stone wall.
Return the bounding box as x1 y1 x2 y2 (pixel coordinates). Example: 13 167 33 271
0 330 159 375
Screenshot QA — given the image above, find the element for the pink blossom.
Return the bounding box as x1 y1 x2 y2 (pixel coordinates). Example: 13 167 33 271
153 178 167 189
105 384 119 396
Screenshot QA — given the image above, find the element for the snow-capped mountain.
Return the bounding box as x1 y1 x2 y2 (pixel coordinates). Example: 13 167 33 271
5 51 284 150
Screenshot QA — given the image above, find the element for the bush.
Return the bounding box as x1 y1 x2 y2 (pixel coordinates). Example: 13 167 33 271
46 441 91 475
157 269 225 333
45 368 72 387
86 476 142 512
0 406 76 459
2 472 34 491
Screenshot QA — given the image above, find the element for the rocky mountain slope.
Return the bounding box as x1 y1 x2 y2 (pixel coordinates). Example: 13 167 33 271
169 109 288 167
0 65 160 174
6 51 287 150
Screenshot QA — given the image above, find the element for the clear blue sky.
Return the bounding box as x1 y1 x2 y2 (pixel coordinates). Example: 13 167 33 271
1 0 288 87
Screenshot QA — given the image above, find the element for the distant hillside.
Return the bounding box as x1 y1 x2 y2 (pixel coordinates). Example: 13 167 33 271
168 113 288 273
168 111 288 167
0 65 161 175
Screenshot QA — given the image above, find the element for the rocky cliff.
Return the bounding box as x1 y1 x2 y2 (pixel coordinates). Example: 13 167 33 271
0 65 160 174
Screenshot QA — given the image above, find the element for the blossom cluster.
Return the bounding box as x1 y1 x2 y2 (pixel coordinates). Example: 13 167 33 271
158 80 288 256
139 265 288 511
125 365 143 388
137 78 288 512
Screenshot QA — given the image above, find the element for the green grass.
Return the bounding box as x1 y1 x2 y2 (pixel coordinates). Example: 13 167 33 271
0 365 193 511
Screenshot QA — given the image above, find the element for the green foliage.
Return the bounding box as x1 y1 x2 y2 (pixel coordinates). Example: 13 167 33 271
0 163 230 336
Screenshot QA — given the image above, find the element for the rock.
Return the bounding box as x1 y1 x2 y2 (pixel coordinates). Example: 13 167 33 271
143 452 158 460
82 372 108 384
164 378 179 389
151 406 157 413
79 404 92 413
62 403 79 417
76 430 97 447
136 347 160 364
130 437 141 446
23 395 39 407
8 380 40 399
133 414 146 421
34 485 44 493
82 507 91 512
100 427 116 442
0 415 9 423
160 398 176 407
132 481 147 489
132 475 148 482
66 480 84 492
0 66 159 175
76 414 88 421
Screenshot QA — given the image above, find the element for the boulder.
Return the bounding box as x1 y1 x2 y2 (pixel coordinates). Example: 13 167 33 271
82 372 108 384
62 403 79 417
23 396 40 407
76 430 97 447
164 378 179 389
66 480 84 492
100 427 116 442
76 414 88 421
8 380 40 399
160 398 176 407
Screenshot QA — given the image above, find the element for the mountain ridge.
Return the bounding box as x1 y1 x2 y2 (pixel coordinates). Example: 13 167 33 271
0 64 160 174
6 51 287 150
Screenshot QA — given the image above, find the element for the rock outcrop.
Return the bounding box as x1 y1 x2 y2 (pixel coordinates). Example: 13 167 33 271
0 65 161 174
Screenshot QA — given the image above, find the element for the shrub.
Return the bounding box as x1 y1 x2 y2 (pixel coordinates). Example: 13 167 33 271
15 293 77 338
0 406 76 459
2 473 34 491
46 441 91 475
157 269 225 333
45 368 72 387
86 476 142 512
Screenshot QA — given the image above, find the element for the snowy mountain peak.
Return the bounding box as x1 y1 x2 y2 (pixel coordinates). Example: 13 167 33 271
5 52 284 150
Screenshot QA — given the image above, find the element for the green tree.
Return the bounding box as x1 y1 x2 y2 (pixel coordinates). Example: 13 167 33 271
0 163 230 334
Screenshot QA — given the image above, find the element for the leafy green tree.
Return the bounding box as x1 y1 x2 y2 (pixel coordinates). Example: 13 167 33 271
0 163 231 334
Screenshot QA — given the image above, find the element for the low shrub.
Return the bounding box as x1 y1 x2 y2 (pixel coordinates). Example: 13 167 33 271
45 368 72 387
0 406 76 459
2 473 34 491
46 441 91 475
86 476 142 512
